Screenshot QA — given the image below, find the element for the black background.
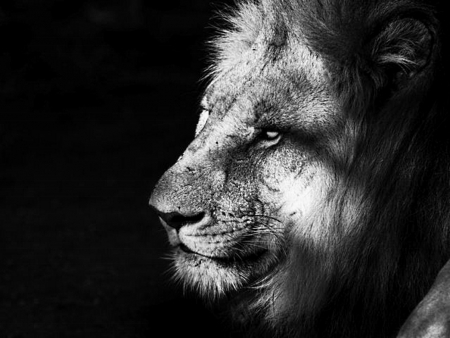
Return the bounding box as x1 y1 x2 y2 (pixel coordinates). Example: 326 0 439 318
0 0 237 337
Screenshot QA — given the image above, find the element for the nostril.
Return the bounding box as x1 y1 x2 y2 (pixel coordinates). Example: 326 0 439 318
158 211 206 231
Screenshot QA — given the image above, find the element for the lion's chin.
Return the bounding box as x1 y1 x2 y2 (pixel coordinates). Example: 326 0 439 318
171 246 276 299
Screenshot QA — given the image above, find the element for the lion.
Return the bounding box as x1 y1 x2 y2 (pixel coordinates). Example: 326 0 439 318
149 0 450 337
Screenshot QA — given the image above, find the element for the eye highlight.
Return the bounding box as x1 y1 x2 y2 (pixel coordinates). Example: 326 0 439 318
259 129 282 145
262 130 280 140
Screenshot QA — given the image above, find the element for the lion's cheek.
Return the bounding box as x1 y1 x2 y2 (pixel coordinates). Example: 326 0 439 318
259 162 333 243
259 160 326 213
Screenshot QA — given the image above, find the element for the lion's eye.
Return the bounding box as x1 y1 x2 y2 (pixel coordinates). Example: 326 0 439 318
259 130 281 144
263 131 280 140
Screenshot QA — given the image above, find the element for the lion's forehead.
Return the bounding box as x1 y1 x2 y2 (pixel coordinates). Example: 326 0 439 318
203 62 331 134
208 40 326 97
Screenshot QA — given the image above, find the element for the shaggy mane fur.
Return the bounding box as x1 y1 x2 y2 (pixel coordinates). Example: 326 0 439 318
206 1 450 337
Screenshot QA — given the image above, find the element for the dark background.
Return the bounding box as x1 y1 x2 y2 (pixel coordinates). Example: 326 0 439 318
0 1 237 337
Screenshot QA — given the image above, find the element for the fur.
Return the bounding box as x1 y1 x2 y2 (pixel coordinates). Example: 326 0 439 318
210 1 450 336
151 0 450 337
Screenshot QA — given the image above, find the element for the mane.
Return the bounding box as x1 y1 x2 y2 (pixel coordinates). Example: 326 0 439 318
207 1 450 337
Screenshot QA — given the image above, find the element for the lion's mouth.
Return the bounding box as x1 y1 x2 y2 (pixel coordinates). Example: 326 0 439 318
178 242 268 264
179 242 195 254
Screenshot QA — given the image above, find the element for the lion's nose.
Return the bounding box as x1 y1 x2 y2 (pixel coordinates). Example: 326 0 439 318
156 211 207 231
149 166 213 231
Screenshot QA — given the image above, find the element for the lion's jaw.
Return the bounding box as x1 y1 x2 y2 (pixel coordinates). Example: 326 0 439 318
157 187 288 298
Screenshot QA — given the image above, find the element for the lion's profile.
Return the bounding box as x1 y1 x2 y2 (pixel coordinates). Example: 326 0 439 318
149 0 450 337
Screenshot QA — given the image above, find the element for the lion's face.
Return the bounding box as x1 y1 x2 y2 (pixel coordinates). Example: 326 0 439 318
150 0 446 336
150 28 345 300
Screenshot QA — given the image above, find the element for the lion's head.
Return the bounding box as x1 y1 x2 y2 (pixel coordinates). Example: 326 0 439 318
150 1 450 337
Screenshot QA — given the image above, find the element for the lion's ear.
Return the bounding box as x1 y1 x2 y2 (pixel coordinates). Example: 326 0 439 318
367 18 434 88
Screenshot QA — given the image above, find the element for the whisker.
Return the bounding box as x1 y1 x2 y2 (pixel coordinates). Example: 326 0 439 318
254 214 283 224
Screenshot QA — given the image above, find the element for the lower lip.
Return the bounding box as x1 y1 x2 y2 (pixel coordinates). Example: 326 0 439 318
179 243 195 254
177 244 268 264
178 243 221 260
